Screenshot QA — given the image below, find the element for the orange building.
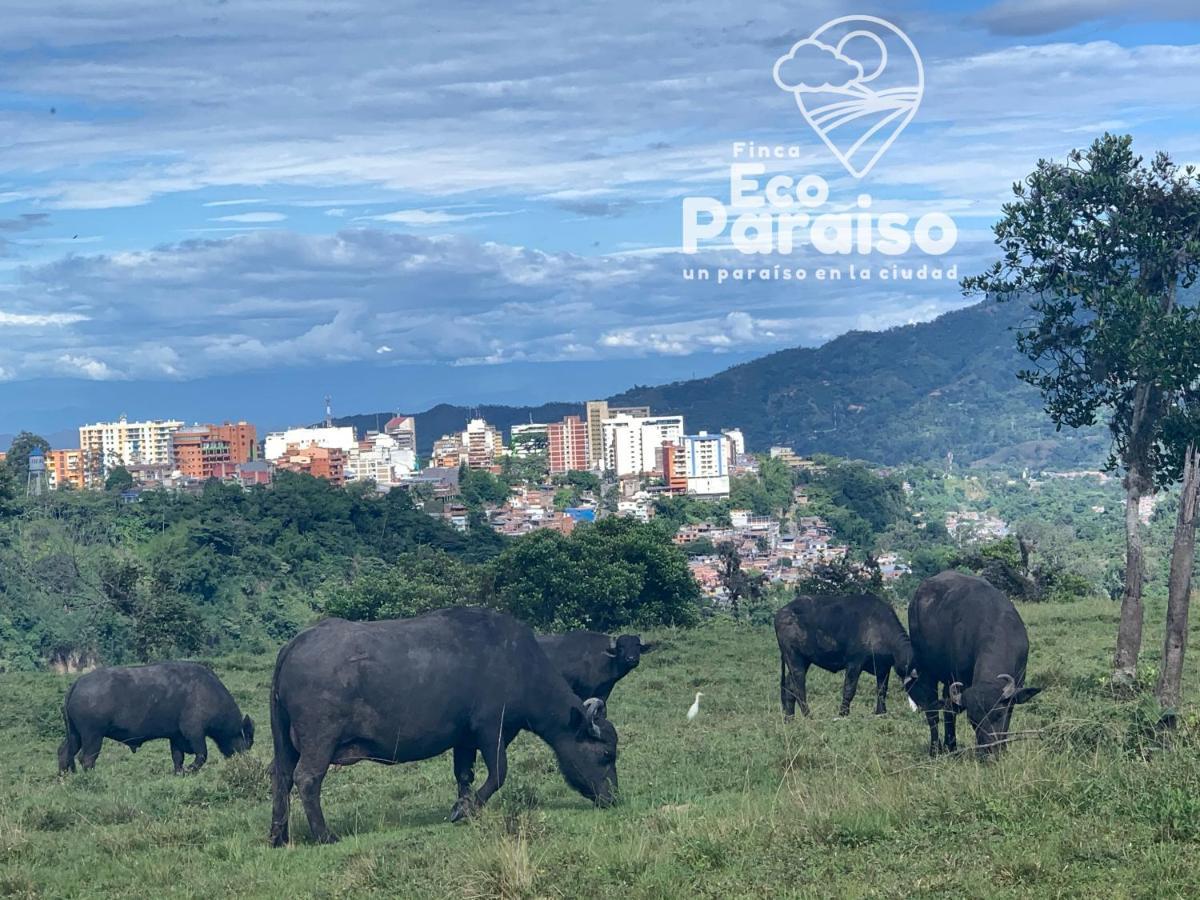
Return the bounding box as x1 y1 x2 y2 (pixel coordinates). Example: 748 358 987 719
172 422 257 479
275 443 345 486
660 441 687 493
548 415 589 474
46 448 88 490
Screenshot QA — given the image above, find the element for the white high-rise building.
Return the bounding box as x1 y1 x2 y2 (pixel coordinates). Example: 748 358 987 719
264 426 357 461
682 432 730 497
345 432 418 486
79 416 184 477
601 413 684 477
722 428 746 459
384 415 417 453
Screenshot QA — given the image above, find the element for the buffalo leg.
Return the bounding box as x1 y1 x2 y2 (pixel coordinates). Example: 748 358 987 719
79 732 103 771
294 746 337 844
184 730 208 773
474 732 510 808
781 656 811 719
170 738 186 775
924 708 942 757
269 743 299 848
58 729 80 775
942 684 958 752
874 670 890 716
839 664 863 717
449 743 478 822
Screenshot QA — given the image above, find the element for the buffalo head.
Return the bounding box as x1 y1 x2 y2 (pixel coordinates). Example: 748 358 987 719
218 714 256 757
942 675 1041 755
604 635 646 674
556 698 618 807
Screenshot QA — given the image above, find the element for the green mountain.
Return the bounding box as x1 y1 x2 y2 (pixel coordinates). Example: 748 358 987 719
340 299 1109 469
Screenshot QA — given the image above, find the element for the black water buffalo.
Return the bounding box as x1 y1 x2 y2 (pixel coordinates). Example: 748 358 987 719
536 631 651 702
906 570 1042 757
775 593 915 718
268 607 619 846
58 662 254 774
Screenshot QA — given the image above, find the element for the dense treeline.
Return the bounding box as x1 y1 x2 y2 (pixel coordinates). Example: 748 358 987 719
0 469 697 671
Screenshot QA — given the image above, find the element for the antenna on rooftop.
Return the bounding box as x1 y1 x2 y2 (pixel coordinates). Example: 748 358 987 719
324 394 333 428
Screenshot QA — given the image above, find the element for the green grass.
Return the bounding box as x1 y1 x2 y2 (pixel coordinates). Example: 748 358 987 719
4 598 1200 898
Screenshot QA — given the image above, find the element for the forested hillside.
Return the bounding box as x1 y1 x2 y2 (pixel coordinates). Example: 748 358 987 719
342 300 1109 467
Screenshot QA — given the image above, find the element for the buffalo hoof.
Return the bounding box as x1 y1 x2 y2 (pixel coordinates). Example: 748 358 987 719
449 796 478 823
268 827 289 848
315 832 340 845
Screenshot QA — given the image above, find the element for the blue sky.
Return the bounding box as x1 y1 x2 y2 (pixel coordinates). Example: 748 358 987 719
2 0 1199 435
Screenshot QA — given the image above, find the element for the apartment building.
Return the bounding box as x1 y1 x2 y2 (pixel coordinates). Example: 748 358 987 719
681 431 730 497
79 416 184 481
274 444 346 485
172 421 257 480
263 426 356 460
547 415 588 474
384 415 417 453
462 418 504 471
585 401 649 466
46 448 87 490
601 413 684 477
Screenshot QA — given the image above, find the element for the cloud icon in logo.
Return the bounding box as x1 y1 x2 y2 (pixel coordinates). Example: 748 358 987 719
773 39 863 92
772 16 924 178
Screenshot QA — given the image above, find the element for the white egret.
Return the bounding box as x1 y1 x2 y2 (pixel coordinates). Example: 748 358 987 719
687 691 703 721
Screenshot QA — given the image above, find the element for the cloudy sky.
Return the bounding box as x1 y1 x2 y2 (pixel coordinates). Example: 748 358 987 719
2 0 1199 434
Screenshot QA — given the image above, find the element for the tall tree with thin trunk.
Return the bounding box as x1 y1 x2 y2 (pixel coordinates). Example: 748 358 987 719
963 134 1200 682
1156 444 1200 710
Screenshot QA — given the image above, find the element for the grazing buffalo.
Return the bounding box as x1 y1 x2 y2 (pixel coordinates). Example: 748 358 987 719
268 607 619 846
775 593 915 718
906 571 1042 757
536 631 652 702
58 662 254 774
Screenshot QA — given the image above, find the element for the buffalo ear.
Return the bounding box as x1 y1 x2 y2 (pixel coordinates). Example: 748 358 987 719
1011 686 1041 705
639 640 658 654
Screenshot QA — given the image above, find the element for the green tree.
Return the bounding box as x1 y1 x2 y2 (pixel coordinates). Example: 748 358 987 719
322 550 481 621
490 517 699 630
105 466 135 493
963 134 1200 681
715 541 766 618
459 466 510 509
4 431 50 484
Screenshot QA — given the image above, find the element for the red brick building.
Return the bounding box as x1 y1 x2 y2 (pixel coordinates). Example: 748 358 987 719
275 443 345 486
172 421 257 479
547 415 589 474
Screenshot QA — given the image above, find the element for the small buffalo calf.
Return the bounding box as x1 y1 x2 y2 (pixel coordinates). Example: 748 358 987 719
775 593 915 718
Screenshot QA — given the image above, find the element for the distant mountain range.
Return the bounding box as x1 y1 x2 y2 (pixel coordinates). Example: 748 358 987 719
336 299 1110 469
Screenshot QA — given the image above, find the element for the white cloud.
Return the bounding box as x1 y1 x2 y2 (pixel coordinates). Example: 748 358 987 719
0 311 88 326
212 212 287 223
0 228 976 382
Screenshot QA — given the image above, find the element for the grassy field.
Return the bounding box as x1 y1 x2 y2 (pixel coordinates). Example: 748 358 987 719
4 597 1200 898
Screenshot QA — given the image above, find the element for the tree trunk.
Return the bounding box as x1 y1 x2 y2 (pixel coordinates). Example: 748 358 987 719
1155 445 1200 710
1114 466 1150 682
